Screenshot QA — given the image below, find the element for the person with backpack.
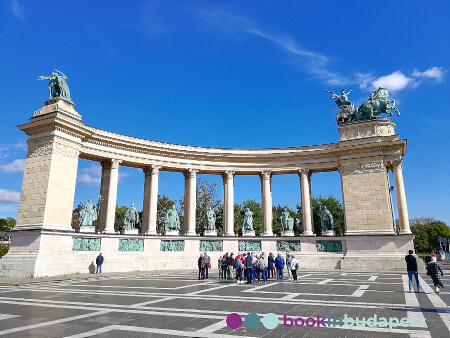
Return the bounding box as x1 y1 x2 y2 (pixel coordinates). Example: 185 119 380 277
290 254 299 282
235 254 243 283
275 253 285 281
244 252 253 284
221 255 228 279
255 254 267 284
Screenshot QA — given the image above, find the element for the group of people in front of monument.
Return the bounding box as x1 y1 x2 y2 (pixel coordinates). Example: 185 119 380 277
405 250 444 294
198 251 299 284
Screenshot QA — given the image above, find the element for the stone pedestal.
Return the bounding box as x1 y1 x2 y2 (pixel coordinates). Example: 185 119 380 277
243 230 256 237
121 228 139 235
204 230 217 237
79 226 96 233
165 230 179 236
337 117 396 141
282 230 294 237
322 230 336 237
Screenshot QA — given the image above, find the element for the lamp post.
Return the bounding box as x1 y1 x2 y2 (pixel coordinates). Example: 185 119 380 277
387 173 396 233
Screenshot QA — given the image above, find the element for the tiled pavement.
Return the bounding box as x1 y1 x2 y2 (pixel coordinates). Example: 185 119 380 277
0 271 449 337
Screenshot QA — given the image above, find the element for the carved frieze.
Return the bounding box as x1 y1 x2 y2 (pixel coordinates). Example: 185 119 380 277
339 160 386 175
26 141 80 159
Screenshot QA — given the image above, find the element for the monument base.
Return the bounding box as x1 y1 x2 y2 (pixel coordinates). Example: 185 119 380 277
0 229 422 278
165 230 179 236
78 226 96 233
204 230 217 237
121 228 139 235
322 230 336 237
282 230 294 237
243 231 256 237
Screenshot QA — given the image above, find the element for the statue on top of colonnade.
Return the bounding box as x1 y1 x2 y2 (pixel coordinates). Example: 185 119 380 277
38 69 72 103
327 87 400 124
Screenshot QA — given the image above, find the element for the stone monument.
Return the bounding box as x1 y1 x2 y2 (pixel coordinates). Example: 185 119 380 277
243 207 255 237
163 205 180 236
204 207 217 236
320 206 335 236
121 202 140 235
38 69 72 103
281 207 294 236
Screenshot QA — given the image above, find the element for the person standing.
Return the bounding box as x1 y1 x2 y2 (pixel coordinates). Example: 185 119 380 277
286 253 293 281
262 252 269 280
428 256 444 293
244 252 253 284
268 253 275 279
227 253 235 279
235 254 243 283
405 250 421 293
275 253 285 281
221 255 228 279
96 252 104 274
290 255 299 282
198 253 204 280
203 252 210 279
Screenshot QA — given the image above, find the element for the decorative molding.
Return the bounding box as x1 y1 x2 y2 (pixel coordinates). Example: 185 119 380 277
339 160 386 175
184 168 198 179
277 241 301 252
118 239 144 251
54 142 80 159
260 170 272 180
298 168 310 177
110 159 122 169
152 165 162 175
316 240 342 252
72 238 101 251
27 141 79 159
390 159 403 171
223 170 236 180
160 240 185 251
238 240 261 252
199 240 223 252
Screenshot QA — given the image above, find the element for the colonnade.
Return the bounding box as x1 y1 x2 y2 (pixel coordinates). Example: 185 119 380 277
92 158 411 236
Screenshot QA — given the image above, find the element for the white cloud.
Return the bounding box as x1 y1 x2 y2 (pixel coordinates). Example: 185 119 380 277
412 67 444 82
77 174 101 185
0 159 25 173
11 0 25 22
0 189 20 203
360 71 417 92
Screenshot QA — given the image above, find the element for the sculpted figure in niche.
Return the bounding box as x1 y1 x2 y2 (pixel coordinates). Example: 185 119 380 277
123 202 140 230
164 205 180 231
320 206 335 232
79 199 97 227
281 207 294 231
204 207 216 231
243 207 254 232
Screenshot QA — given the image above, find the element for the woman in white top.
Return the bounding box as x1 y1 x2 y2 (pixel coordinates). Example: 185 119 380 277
290 255 299 282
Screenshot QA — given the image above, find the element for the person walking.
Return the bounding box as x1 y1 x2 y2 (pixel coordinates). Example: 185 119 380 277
198 253 204 280
95 252 104 274
290 255 299 282
244 252 253 284
275 253 285 281
203 252 210 279
405 250 421 293
428 256 444 293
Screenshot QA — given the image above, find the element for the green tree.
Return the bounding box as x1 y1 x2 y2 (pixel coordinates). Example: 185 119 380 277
412 228 429 253
426 221 450 253
114 205 128 232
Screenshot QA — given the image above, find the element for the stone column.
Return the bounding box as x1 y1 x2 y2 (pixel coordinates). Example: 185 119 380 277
391 160 412 235
97 160 111 232
223 170 235 236
184 169 198 236
260 170 273 236
222 174 227 234
103 159 122 234
142 165 161 235
299 168 314 236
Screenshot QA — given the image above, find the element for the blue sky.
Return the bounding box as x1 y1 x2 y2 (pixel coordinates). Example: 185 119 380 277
0 1 449 225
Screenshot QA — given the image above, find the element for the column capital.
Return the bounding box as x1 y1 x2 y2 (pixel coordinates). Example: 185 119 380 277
110 158 122 169
223 170 235 180
298 168 310 177
184 168 199 179
101 159 112 170
390 159 403 171
151 165 162 175
260 170 272 180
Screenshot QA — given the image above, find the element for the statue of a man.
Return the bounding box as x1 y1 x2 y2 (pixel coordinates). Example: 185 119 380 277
281 207 294 231
204 207 216 230
164 205 180 231
123 202 140 230
320 206 335 232
38 69 72 102
326 89 353 109
79 199 97 227
243 207 254 232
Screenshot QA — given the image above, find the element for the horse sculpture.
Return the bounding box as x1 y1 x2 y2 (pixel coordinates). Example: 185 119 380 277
354 87 400 120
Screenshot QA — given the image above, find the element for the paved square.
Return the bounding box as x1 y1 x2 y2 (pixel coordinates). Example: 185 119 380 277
0 271 449 337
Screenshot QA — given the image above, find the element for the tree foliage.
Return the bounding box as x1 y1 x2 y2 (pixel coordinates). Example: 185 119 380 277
410 217 450 253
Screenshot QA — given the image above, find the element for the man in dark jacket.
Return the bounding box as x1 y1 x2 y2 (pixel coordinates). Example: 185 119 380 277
96 252 104 274
227 253 235 279
405 250 421 293
244 252 253 284
275 253 285 281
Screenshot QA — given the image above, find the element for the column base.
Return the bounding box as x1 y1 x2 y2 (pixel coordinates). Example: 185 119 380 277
120 228 139 235
77 226 96 233
224 232 236 236
399 229 412 235
165 230 180 236
185 231 197 236
204 230 217 236
322 230 336 237
263 231 274 237
301 231 315 236
143 231 157 236
282 231 294 237
103 229 118 234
